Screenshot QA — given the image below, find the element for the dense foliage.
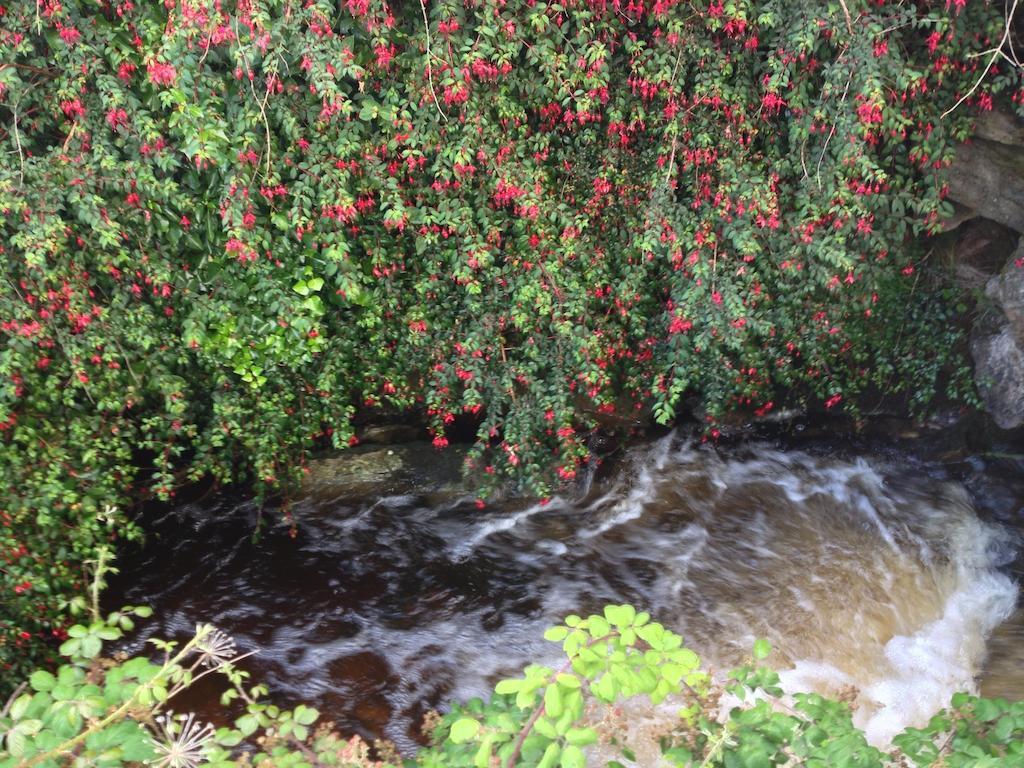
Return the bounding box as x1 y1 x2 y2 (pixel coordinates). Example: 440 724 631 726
2 0 1023 679
3 600 1023 767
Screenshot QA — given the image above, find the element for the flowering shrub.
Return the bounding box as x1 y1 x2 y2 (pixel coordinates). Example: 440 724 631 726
1 0 1022 680
2 599 1022 767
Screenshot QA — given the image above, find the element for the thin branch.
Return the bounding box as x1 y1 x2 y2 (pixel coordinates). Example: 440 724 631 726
838 0 854 34
233 19 274 177
664 48 685 184
0 683 27 718
419 0 448 122
942 0 1020 119
12 98 24 187
503 700 547 768
665 135 678 184
1005 0 1022 65
815 74 852 188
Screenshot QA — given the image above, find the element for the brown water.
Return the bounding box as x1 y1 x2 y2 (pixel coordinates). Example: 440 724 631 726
107 423 1024 753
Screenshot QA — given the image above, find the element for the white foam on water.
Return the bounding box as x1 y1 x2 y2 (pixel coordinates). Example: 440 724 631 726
578 434 677 539
778 510 1017 746
448 498 563 560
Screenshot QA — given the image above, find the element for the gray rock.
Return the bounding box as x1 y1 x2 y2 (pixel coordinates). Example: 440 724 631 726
973 107 1024 147
986 250 1024 338
971 324 1024 430
941 217 1020 289
946 137 1024 233
358 423 422 445
938 200 978 232
970 242 1024 430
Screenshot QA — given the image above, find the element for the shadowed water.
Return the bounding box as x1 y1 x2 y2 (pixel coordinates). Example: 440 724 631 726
107 429 1024 754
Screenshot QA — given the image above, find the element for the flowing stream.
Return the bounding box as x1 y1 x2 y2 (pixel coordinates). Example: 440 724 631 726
107 423 1024 757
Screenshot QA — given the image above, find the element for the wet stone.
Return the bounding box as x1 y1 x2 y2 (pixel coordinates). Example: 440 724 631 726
302 442 470 500
329 651 399 695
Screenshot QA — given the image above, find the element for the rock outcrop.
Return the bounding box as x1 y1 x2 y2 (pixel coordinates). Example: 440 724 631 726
971 242 1024 429
947 109 1024 233
938 106 1024 430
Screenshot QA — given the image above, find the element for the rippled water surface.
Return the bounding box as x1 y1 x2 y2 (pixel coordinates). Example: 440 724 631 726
107 424 1024 754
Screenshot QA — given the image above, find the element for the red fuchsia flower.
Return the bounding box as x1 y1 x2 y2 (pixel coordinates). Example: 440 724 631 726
58 25 81 45
60 99 86 119
106 108 129 130
438 18 459 34
117 62 136 82
856 100 883 125
761 91 786 114
669 315 693 333
374 44 397 69
147 59 178 86
432 435 448 449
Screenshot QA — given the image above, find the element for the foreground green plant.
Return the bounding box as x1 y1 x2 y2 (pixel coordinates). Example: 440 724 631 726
3 601 1022 767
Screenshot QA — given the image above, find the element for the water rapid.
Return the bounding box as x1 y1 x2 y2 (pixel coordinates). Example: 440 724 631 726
108 431 1022 755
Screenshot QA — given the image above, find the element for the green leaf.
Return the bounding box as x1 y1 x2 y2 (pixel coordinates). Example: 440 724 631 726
495 678 523 695
236 714 259 737
588 615 611 639
556 674 580 689
537 742 561 768
565 727 598 746
753 638 772 660
29 670 56 692
604 604 636 628
561 744 585 768
8 695 31 721
6 728 26 758
544 626 570 642
545 683 563 718
449 717 481 744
